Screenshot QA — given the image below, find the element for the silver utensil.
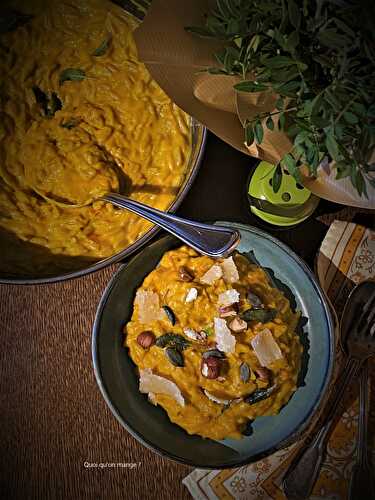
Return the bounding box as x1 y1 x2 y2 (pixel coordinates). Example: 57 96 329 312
283 280 375 500
104 193 240 258
349 361 375 500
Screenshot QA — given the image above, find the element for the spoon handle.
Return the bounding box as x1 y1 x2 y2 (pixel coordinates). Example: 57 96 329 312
349 362 375 500
103 193 240 258
283 357 361 500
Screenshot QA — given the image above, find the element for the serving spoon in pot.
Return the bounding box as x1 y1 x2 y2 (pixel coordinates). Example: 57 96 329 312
28 165 240 258
282 280 375 500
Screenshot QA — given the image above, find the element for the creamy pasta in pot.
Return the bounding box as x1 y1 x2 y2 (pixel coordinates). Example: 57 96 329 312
0 0 191 267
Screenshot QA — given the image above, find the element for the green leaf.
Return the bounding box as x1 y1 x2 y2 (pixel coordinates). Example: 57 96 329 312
59 68 86 85
234 81 268 92
288 0 301 30
325 130 340 162
367 104 375 118
262 56 298 68
254 120 264 144
352 102 367 117
275 80 301 97
275 97 284 111
350 169 368 198
245 122 254 146
294 130 309 145
272 163 282 192
281 153 301 182
286 30 300 52
318 29 349 49
343 111 358 124
335 161 352 179
92 36 111 57
278 113 286 131
266 116 274 131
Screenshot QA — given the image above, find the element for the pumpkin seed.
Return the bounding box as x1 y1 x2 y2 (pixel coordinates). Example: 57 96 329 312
244 385 277 405
247 291 263 308
203 326 214 337
162 305 176 325
165 347 184 367
202 349 226 359
155 333 190 350
240 362 250 383
241 308 277 323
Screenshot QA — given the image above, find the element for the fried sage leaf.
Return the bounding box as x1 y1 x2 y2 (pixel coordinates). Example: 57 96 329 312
244 385 277 405
32 86 62 118
92 36 111 56
59 68 86 85
155 333 190 350
165 347 184 367
162 305 176 325
241 308 277 323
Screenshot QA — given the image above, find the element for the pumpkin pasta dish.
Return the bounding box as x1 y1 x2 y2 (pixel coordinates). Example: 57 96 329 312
0 0 191 271
124 246 302 440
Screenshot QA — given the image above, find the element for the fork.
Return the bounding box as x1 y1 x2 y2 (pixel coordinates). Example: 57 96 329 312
349 360 375 500
283 281 375 500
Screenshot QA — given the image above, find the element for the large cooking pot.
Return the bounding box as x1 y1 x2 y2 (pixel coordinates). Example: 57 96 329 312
0 122 206 284
0 1 206 284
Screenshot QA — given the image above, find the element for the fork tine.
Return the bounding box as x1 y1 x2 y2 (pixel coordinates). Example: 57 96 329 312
365 307 375 334
370 322 375 337
356 289 375 334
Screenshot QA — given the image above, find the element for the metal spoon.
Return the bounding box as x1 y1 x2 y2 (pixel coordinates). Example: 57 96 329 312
282 280 375 500
349 360 375 500
103 193 240 258
28 162 240 258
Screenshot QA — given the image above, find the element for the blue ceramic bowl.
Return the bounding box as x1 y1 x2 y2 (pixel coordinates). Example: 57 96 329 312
92 222 335 468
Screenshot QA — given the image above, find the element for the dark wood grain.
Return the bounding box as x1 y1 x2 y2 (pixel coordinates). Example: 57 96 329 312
0 132 372 499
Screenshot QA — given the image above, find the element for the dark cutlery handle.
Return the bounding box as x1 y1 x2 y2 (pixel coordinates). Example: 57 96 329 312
283 357 361 500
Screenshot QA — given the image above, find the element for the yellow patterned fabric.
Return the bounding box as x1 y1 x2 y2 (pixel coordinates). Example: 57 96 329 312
183 220 375 500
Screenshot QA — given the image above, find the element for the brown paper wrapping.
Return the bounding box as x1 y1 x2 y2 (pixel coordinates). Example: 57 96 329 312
134 0 291 163
134 0 375 208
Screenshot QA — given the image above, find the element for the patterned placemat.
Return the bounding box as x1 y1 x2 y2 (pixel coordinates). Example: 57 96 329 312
183 221 375 500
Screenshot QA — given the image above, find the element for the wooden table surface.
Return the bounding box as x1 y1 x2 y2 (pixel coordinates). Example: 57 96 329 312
0 132 373 500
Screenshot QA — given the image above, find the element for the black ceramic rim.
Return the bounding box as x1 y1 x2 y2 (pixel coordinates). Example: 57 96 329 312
91 223 335 469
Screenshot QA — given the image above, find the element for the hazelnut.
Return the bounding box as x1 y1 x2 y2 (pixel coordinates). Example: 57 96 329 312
229 317 247 332
219 305 238 318
136 331 155 349
201 356 220 379
255 367 270 382
178 266 194 282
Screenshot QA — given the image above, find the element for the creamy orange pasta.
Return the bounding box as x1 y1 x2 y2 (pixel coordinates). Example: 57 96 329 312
0 0 191 264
